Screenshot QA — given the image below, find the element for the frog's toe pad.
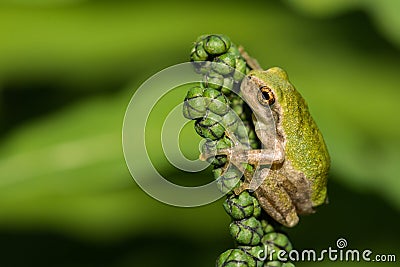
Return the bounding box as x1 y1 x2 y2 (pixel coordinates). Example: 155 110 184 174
284 212 299 228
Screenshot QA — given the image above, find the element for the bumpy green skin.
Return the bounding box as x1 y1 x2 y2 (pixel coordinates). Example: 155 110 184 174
249 68 330 206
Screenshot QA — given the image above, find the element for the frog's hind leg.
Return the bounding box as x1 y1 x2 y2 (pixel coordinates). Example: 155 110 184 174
254 169 299 227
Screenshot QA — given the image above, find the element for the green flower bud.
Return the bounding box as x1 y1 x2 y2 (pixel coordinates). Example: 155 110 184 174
201 139 217 157
221 110 239 134
236 122 249 141
203 88 230 115
223 191 261 220
222 76 235 92
182 86 206 119
203 71 224 90
250 139 261 149
245 123 261 149
260 219 275 234
234 58 247 81
240 111 248 122
214 137 232 166
212 52 237 75
231 95 244 105
230 217 264 245
216 249 255 267
248 127 257 140
201 137 232 167
244 163 254 173
215 166 242 194
227 43 241 57
232 120 257 147
221 86 232 96
194 115 225 140
190 40 208 62
252 196 262 218
212 167 223 179
239 246 265 267
192 61 212 74
217 135 233 148
195 34 208 43
262 233 293 261
231 100 244 115
209 156 227 168
230 96 247 121
246 66 252 74
204 34 231 55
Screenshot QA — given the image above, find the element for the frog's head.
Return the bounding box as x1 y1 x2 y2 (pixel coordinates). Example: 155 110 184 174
240 67 290 117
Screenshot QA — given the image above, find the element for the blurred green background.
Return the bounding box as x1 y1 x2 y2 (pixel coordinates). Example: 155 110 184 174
0 0 399 266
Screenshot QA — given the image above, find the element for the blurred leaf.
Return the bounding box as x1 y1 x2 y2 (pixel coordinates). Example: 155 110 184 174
0 87 229 240
283 0 400 48
282 0 362 16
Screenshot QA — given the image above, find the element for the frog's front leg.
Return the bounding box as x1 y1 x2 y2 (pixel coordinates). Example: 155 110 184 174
254 168 299 227
200 134 284 170
201 143 285 196
200 144 284 171
231 145 284 194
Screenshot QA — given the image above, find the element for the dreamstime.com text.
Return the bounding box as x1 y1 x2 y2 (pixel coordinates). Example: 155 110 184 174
257 238 396 263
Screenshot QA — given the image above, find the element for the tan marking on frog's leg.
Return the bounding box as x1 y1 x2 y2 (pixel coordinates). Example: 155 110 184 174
254 169 299 227
281 163 314 215
256 194 289 226
221 147 283 168
238 45 263 70
201 129 284 165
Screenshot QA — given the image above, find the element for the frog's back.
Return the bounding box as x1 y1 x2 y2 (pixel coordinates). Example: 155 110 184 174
278 75 330 206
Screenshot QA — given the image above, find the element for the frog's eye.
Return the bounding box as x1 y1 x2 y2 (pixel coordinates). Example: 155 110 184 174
258 86 275 106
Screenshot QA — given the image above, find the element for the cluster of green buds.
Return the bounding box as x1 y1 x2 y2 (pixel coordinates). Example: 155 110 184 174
183 34 295 266
190 34 248 82
219 190 295 267
184 34 260 193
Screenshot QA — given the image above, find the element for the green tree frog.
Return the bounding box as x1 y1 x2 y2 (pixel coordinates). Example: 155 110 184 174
208 67 330 227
